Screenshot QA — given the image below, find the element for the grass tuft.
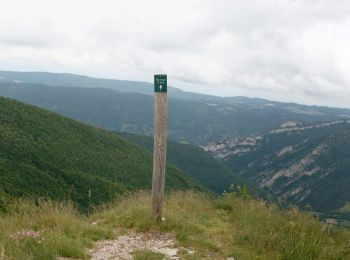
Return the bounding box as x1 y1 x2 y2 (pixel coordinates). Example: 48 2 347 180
133 249 165 260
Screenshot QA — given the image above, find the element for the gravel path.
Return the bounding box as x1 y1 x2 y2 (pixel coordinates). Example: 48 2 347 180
89 231 183 259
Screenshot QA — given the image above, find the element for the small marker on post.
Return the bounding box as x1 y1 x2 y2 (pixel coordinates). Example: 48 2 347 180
151 74 168 221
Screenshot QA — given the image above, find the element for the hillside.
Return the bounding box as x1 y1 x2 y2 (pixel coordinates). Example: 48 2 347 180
1 81 350 144
0 97 201 209
119 132 260 194
204 120 350 213
1 191 349 259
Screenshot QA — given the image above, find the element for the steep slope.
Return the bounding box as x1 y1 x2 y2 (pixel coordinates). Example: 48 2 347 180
204 120 350 212
1 82 350 144
0 97 202 208
119 132 260 194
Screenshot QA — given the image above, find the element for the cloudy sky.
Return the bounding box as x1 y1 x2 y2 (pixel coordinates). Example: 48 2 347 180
1 0 350 107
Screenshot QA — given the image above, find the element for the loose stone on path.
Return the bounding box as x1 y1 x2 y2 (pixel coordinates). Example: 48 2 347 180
89 231 183 260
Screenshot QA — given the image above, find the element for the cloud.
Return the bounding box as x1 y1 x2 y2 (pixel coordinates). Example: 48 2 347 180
0 0 350 107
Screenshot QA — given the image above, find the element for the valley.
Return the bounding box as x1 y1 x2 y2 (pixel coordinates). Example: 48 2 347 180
1 71 350 216
0 71 350 259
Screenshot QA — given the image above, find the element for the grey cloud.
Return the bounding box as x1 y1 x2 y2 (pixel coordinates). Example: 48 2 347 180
0 0 350 107
0 36 51 48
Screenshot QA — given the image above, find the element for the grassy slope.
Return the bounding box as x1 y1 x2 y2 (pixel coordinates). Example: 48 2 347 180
0 97 201 209
1 192 349 259
120 132 261 194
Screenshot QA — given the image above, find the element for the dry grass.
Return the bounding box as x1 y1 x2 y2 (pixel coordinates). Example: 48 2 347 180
93 191 350 260
1 192 350 259
0 199 113 259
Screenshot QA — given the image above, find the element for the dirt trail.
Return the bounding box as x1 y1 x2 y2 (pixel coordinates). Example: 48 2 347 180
89 231 183 259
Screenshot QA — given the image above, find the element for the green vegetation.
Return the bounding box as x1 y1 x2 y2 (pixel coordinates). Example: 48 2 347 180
339 202 350 213
0 97 201 210
120 132 259 194
133 250 165 260
1 191 350 259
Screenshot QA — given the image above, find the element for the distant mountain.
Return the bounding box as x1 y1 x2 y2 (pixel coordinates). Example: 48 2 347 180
119 132 262 195
0 70 218 102
204 120 350 213
1 80 350 144
0 97 202 209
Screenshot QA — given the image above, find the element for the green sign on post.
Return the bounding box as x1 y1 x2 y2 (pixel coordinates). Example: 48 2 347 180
154 74 167 93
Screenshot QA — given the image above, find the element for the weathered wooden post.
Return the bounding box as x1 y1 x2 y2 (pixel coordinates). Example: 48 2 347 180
151 74 168 221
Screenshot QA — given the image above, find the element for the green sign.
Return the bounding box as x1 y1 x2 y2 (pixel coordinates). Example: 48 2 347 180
154 74 167 93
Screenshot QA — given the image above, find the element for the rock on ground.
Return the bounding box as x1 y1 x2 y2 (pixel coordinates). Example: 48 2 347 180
89 231 181 260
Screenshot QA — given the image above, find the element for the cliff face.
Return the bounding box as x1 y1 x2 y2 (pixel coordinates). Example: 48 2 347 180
203 120 350 212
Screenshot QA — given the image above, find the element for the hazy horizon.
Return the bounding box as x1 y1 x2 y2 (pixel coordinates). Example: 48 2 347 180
2 68 350 110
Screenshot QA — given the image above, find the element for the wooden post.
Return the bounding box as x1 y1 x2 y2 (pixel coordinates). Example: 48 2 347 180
152 74 168 221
